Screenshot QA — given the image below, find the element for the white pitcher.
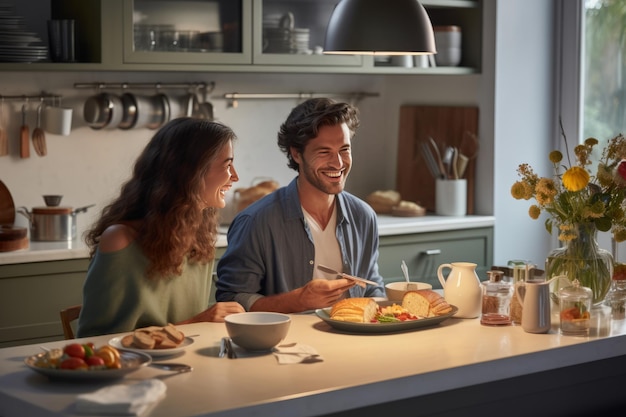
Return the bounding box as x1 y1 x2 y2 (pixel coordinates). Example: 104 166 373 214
437 262 482 318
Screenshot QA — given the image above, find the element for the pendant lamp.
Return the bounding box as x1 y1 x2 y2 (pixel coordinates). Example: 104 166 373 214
323 0 436 55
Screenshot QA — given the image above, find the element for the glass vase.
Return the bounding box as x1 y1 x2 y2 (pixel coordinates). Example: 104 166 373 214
545 222 613 305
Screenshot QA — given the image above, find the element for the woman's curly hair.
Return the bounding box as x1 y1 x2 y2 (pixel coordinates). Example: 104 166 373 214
277 98 360 171
85 118 237 278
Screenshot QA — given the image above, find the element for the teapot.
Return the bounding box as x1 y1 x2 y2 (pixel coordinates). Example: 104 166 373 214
437 262 482 318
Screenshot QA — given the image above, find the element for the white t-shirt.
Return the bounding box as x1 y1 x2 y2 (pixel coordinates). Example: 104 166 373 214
302 203 342 281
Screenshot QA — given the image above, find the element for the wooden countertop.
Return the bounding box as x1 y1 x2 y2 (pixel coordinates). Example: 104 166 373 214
0 215 495 265
0 303 622 417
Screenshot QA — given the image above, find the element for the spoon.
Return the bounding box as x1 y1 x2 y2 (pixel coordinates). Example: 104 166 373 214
401 260 417 291
150 363 193 373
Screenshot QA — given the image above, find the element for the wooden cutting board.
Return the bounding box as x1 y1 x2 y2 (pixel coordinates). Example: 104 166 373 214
396 105 479 214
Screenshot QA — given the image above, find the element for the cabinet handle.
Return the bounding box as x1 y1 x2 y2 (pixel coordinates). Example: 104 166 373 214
422 249 441 256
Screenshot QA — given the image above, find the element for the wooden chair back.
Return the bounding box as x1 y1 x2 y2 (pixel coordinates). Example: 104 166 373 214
59 305 82 339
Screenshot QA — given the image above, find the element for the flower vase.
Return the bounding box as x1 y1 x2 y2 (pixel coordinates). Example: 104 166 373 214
545 223 613 305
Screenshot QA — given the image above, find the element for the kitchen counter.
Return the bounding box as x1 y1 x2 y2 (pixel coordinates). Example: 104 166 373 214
0 215 494 265
0 304 623 417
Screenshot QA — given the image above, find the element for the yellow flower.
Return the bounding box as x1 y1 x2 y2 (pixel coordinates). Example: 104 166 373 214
535 178 557 205
529 205 541 219
512 133 626 243
549 151 562 164
562 166 589 191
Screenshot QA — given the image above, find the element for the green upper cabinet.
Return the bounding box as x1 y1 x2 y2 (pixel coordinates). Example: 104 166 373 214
252 0 362 67
123 0 253 65
0 0 482 73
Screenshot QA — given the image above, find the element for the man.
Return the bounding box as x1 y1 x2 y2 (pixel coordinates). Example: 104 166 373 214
216 98 385 313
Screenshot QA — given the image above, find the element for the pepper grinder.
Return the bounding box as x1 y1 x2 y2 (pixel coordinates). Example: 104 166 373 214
481 270 513 326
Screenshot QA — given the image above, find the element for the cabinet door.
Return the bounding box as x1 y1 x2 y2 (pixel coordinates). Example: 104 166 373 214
253 0 362 67
378 227 493 289
123 0 252 65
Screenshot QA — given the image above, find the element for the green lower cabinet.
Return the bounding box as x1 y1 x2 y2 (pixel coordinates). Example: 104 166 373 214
0 259 89 348
378 227 494 289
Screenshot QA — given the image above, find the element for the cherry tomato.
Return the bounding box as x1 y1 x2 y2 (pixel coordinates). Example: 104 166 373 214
60 357 88 370
63 343 85 359
86 356 105 367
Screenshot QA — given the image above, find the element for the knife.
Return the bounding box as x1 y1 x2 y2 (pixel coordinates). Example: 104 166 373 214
317 264 379 287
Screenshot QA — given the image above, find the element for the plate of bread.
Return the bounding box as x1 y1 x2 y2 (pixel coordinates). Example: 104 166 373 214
315 290 457 333
109 323 193 357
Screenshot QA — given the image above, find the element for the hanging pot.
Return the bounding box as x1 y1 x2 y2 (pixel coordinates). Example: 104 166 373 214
18 204 94 241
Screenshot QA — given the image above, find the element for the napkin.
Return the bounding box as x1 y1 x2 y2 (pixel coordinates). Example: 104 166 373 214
272 343 323 364
75 379 167 416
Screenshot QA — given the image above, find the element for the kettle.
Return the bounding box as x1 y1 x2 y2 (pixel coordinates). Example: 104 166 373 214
437 262 482 318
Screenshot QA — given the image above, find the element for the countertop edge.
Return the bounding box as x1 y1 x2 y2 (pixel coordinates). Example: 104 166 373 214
0 215 495 265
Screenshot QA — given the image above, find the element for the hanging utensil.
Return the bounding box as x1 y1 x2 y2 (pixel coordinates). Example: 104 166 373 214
0 98 7 156
32 102 47 156
19 104 29 159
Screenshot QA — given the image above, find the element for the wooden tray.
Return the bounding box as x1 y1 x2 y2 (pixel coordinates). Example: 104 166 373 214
0 236 28 252
396 105 478 214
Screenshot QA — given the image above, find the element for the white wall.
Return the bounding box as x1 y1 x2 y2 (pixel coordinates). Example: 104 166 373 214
0 71 393 236
491 0 556 267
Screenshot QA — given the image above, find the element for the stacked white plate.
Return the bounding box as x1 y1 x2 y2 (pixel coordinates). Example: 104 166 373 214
0 2 47 63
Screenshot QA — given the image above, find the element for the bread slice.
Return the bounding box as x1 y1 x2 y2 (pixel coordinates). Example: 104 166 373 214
330 298 378 323
402 290 452 317
163 323 185 344
133 330 156 349
120 334 135 348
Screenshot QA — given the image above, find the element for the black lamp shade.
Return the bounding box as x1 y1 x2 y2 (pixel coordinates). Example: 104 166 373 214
324 0 436 55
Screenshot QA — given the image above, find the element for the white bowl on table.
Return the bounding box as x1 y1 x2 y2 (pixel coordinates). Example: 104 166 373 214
225 312 291 351
385 281 433 301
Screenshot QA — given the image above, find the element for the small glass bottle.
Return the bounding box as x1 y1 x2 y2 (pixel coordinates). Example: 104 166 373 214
604 263 626 320
558 279 592 336
481 270 513 326
508 260 531 325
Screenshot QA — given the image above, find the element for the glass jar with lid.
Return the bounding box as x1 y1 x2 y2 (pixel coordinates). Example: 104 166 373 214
558 279 592 336
604 263 626 320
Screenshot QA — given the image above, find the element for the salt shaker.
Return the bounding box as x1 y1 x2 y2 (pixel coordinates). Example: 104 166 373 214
481 270 513 326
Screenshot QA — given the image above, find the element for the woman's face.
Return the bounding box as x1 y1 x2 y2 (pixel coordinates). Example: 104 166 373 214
202 140 239 208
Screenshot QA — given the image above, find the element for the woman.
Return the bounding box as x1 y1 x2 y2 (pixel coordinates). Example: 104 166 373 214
77 118 245 337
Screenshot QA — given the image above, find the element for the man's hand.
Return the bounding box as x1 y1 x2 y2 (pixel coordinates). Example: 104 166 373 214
297 278 356 311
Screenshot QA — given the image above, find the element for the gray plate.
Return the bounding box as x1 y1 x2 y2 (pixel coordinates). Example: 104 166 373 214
315 301 458 333
25 350 152 381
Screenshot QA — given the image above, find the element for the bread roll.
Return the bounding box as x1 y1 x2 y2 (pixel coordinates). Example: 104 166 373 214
235 180 280 212
330 298 378 323
402 290 452 317
365 190 401 214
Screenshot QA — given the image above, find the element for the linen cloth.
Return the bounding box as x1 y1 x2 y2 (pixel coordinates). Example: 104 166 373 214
273 343 323 364
75 378 167 416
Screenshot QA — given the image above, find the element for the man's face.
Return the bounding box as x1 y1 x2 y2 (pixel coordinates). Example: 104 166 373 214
293 123 352 195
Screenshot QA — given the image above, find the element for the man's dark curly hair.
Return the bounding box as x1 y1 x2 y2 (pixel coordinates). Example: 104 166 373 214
277 98 360 171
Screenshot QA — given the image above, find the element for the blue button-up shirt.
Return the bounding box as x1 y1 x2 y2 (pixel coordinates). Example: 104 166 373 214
216 177 386 310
